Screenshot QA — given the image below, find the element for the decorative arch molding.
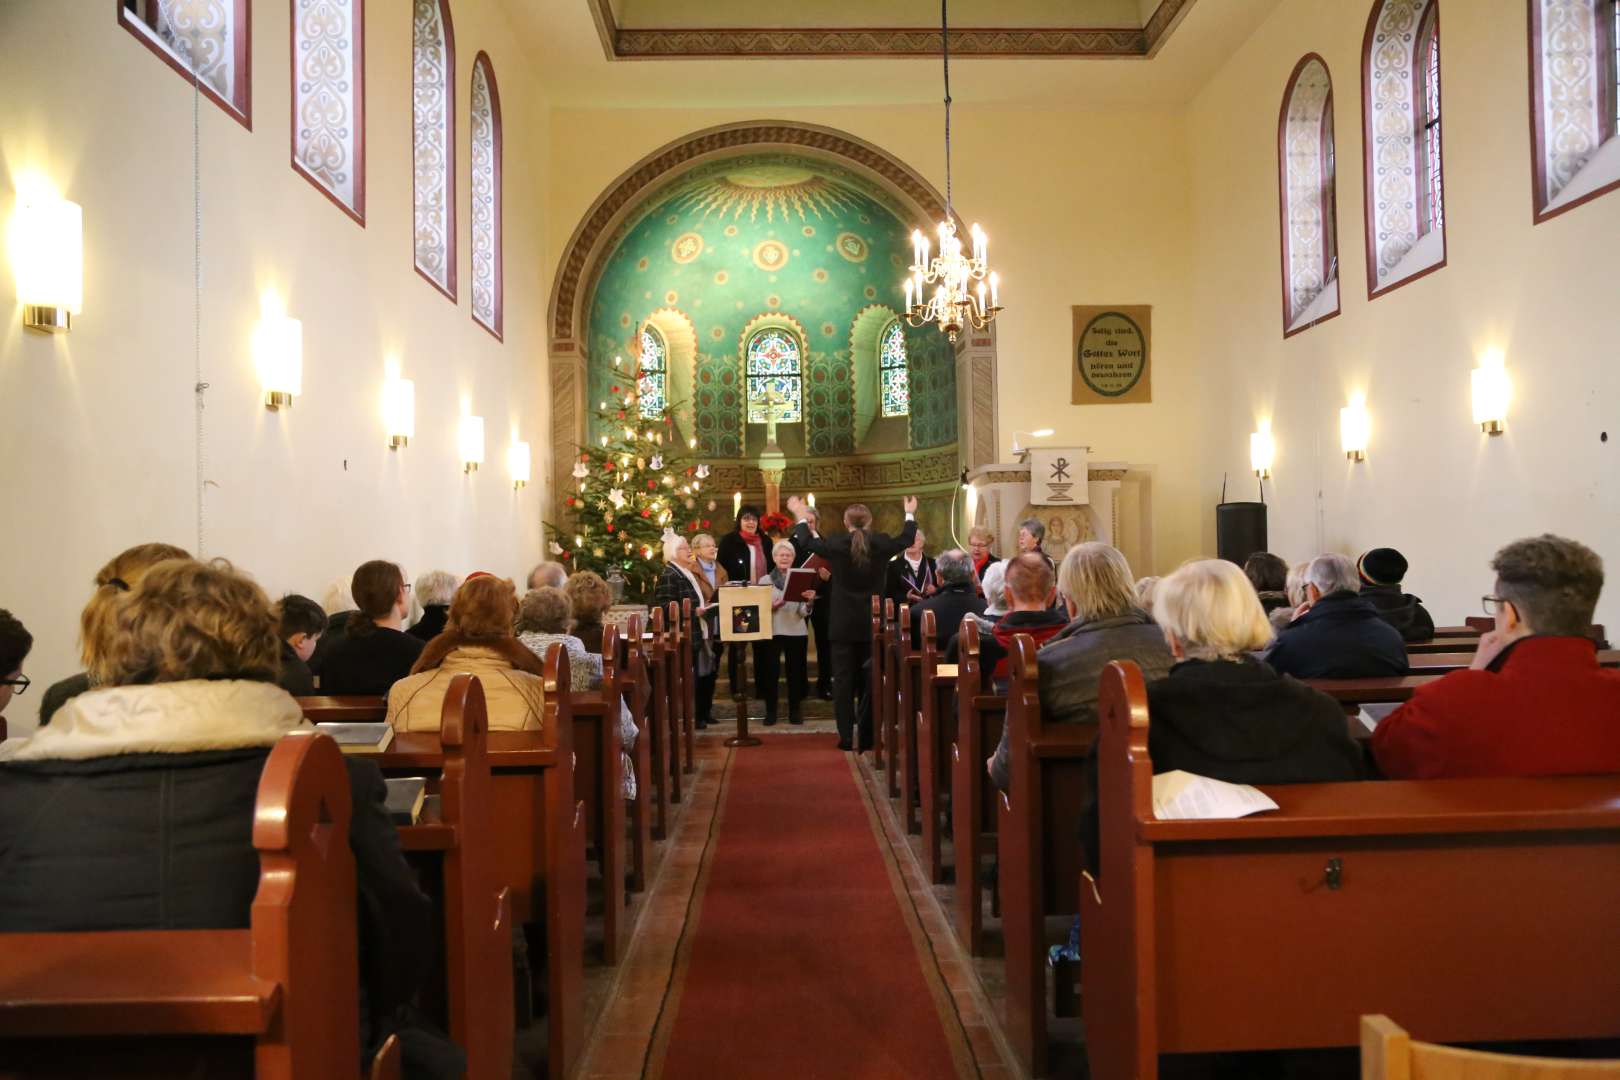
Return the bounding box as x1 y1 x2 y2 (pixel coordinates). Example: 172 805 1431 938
640 307 698 441
848 303 901 446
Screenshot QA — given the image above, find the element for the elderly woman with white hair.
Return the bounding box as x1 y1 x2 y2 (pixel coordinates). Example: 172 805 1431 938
408 569 458 643
1081 558 1364 873
653 533 720 728
986 543 1173 791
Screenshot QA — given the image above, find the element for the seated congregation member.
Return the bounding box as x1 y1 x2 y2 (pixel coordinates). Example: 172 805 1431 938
718 505 770 585
1265 553 1408 679
787 493 919 752
885 526 937 610
39 541 192 726
1016 517 1055 572
1374 534 1620 779
1270 560 1310 634
388 575 544 732
320 561 425 696
407 570 457 643
655 534 720 729
274 593 327 697
0 559 456 1077
988 544 1174 790
910 549 985 650
0 609 32 724
1356 546 1436 642
309 575 357 679
1083 559 1365 872
947 560 1010 664
1135 575 1160 609
976 554 1069 683
526 561 567 592
517 586 639 798
565 570 613 655
765 540 817 726
1244 551 1292 614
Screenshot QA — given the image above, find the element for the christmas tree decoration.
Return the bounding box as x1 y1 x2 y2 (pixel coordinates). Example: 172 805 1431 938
545 383 703 600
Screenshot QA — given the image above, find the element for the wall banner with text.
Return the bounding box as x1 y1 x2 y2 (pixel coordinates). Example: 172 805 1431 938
1072 305 1151 405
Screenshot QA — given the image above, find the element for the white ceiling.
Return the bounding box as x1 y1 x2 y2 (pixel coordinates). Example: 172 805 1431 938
506 0 1282 109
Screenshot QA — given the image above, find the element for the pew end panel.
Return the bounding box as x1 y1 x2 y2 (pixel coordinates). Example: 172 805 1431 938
621 615 654 892
950 617 1006 957
915 608 954 885
898 603 922 834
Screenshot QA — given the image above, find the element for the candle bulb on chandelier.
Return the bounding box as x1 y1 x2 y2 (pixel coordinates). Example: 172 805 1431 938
990 271 1000 309
905 276 915 311
976 281 986 314
971 224 984 261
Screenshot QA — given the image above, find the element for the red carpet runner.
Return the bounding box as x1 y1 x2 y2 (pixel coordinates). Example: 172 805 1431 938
650 735 974 1079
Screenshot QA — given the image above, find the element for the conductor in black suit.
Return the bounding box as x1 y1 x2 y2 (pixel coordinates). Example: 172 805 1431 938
788 492 918 751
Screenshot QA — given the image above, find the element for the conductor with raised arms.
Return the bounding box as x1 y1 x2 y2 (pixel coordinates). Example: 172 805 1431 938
788 493 918 751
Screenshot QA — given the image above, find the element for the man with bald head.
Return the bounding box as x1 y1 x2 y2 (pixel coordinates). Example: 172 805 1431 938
527 561 567 592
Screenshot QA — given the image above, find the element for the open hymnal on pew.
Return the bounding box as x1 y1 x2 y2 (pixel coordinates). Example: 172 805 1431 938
384 777 427 824
1152 770 1279 820
314 721 394 753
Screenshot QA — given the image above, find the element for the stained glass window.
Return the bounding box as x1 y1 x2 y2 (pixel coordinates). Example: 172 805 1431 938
745 328 802 424
638 327 667 419
879 321 910 418
1417 7 1444 236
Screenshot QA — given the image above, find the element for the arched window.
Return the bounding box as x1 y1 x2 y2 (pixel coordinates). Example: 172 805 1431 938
118 0 250 127
879 321 910 418
745 328 803 424
291 0 365 224
470 52 503 340
412 0 456 299
1278 55 1341 336
1529 0 1620 222
638 326 667 420
1361 1 1447 298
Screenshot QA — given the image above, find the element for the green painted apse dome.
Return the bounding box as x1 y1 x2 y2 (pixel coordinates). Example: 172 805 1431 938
586 152 957 459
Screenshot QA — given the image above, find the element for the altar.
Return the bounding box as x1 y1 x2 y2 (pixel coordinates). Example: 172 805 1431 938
964 460 1155 577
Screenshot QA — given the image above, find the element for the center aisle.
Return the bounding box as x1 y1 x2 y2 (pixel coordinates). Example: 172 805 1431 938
647 734 977 1079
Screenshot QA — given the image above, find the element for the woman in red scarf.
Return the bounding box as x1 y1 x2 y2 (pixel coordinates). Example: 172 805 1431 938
717 505 771 584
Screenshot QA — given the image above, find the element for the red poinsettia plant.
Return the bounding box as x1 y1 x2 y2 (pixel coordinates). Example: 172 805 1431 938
759 511 795 538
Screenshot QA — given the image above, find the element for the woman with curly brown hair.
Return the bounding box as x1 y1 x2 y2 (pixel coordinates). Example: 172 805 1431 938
564 570 614 655
387 575 546 733
37 541 192 727
0 558 458 1077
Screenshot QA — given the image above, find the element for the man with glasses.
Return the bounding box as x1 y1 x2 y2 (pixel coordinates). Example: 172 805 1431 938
0 610 33 728
1373 535 1620 779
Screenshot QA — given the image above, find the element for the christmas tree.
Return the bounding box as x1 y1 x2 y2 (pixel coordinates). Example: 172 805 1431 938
544 376 712 602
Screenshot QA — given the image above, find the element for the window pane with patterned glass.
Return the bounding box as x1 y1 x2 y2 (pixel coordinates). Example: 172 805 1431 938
746 328 802 423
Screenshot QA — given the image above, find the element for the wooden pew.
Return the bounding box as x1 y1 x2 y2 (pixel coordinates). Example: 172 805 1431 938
681 597 697 771
913 609 957 884
998 636 1094 1077
619 614 654 892
950 618 1007 956
870 596 888 771
566 625 627 964
0 730 400 1079
651 605 683 806
378 675 516 1080
895 603 924 834
883 599 903 797
1081 659 1620 1080
1312 650 1620 709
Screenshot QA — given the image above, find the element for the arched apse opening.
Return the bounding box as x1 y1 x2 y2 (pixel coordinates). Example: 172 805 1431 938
548 121 999 543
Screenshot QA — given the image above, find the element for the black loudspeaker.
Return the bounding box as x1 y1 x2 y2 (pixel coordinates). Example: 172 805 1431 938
1216 502 1268 565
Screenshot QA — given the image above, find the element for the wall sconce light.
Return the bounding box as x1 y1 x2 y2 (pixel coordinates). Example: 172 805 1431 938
1250 427 1275 480
459 415 485 473
12 195 83 333
1472 352 1510 435
1011 428 1055 456
508 440 531 489
253 310 303 410
1340 400 1369 462
383 375 415 449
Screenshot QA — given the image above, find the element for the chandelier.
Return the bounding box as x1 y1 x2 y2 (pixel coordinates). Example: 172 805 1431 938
904 0 1001 342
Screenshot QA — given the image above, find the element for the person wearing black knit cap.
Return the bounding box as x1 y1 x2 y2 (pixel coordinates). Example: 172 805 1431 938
1357 547 1436 642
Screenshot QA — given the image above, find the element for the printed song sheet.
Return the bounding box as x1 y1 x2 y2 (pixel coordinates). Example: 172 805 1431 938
1151 770 1280 820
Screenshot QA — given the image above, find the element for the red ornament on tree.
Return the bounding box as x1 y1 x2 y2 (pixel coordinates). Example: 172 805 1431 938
640 509 650 518
701 519 711 528
606 524 615 533
647 480 656 490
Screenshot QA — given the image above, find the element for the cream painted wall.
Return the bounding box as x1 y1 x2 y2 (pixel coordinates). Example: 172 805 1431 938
547 105 1207 577
1187 0 1620 630
0 0 552 732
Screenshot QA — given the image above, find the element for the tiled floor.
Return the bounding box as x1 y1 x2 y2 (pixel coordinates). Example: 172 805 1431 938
572 715 1026 1079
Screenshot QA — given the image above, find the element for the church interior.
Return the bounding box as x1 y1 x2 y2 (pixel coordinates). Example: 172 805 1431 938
2 0 1618 1077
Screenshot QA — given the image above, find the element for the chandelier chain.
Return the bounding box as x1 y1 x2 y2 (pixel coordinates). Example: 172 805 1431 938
941 0 952 215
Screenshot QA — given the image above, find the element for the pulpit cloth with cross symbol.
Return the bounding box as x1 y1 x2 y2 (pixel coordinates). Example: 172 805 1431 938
1028 448 1090 506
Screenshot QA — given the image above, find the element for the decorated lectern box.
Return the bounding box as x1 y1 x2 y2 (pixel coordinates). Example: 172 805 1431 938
718 584 773 642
